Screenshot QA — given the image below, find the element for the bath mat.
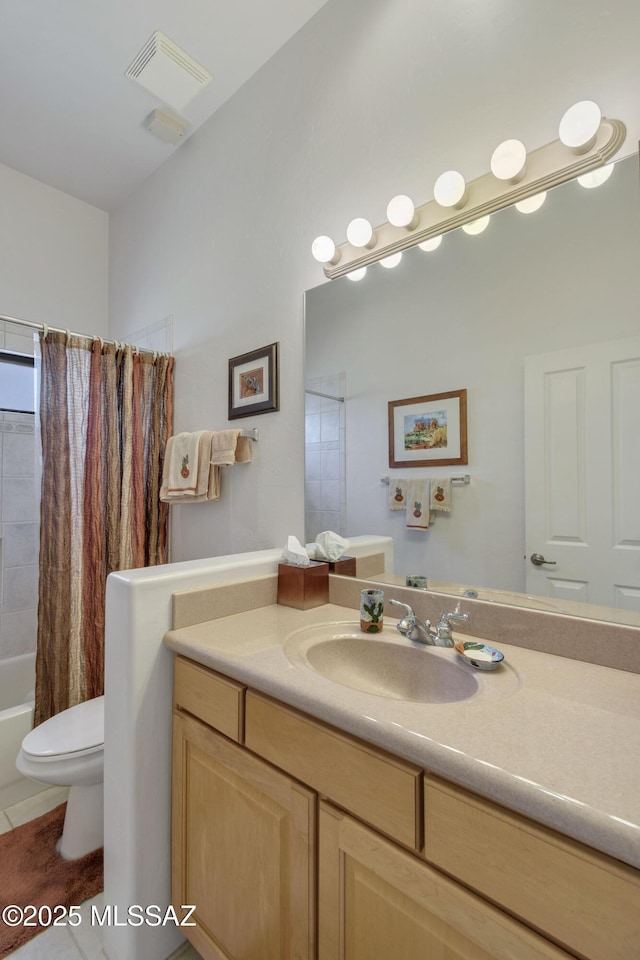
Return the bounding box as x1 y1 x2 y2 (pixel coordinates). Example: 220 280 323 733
0 803 103 958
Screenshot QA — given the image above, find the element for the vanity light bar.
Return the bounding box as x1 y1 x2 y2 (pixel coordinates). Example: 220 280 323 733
314 107 625 280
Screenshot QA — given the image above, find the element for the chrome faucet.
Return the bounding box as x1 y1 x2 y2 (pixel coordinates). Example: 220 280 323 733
389 600 470 647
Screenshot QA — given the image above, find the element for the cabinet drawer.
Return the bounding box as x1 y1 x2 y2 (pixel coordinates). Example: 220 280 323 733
174 655 244 742
245 691 421 849
423 775 640 960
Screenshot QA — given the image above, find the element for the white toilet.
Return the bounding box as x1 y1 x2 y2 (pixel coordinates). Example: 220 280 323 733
16 695 104 860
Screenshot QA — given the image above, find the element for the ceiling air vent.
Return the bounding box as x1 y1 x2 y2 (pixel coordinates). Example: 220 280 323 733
125 31 212 112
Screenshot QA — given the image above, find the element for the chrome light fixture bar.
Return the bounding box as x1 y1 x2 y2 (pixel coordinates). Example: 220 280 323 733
316 106 625 280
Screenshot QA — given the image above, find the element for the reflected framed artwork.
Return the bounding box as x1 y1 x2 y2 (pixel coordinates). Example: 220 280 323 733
228 342 280 419
389 389 467 467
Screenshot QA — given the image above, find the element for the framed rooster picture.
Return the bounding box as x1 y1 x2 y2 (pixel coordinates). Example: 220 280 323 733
228 342 280 419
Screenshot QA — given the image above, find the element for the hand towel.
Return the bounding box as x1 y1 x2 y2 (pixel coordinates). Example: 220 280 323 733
388 479 407 512
186 431 220 502
406 479 430 531
162 431 203 496
161 432 220 502
234 434 252 463
211 429 252 465
430 477 452 512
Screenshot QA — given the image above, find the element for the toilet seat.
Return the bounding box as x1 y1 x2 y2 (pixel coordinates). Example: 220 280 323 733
21 695 104 761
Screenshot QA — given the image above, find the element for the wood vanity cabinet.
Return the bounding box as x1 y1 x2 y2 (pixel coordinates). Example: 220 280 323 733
172 655 639 960
172 657 316 960
318 803 571 960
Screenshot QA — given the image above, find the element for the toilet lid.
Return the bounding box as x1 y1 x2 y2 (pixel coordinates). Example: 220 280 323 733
22 695 104 760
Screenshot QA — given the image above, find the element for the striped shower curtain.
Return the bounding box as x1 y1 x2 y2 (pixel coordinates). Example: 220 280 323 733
35 332 174 725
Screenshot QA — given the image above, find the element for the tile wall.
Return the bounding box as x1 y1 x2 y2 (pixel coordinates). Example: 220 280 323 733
305 374 346 541
0 321 38 662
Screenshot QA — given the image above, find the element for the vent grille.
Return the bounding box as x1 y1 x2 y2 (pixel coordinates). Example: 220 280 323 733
125 31 212 112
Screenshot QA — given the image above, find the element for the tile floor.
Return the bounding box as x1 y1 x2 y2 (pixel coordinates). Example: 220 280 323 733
1 787 202 960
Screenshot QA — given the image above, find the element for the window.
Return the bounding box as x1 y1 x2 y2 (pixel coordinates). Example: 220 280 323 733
0 351 35 413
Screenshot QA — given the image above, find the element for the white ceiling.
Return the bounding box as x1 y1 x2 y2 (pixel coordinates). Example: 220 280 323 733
0 0 331 212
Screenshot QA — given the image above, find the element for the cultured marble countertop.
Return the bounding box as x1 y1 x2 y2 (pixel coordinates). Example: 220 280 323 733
164 602 640 870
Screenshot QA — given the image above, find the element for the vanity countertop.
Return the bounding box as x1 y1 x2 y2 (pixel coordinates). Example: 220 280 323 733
164 601 640 870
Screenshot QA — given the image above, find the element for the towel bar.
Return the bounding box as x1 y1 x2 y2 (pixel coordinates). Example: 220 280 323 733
240 428 259 441
381 474 470 485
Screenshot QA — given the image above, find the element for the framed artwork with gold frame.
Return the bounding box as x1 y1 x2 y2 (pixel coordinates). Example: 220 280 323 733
388 389 467 467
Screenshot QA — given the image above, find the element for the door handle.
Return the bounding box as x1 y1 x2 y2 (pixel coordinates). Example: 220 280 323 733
530 553 557 566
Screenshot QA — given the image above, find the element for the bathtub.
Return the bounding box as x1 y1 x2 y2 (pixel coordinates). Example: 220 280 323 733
0 652 46 808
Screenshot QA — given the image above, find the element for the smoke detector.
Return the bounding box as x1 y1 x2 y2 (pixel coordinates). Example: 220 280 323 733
145 108 188 145
126 31 212 112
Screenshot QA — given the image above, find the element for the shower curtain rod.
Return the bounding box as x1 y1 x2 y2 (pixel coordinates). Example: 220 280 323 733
0 312 172 356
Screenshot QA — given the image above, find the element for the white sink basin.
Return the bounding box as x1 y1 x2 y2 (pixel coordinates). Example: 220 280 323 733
284 622 519 704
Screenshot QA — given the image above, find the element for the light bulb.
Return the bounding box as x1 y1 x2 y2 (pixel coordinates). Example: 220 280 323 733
346 218 376 248
311 235 338 265
387 195 418 229
515 192 547 214
577 163 614 189
346 266 367 281
418 236 442 252
434 170 467 209
379 252 402 269
559 100 602 154
462 216 490 235
491 139 527 183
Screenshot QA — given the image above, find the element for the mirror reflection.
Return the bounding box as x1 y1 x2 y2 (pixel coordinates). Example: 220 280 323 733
304 153 640 626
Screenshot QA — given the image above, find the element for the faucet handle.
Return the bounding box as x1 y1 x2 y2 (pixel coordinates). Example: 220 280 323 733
436 610 470 641
389 599 414 619
389 599 423 638
389 599 434 644
389 599 416 636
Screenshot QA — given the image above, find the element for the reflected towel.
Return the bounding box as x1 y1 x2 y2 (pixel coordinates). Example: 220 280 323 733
162 431 203 496
430 476 452 512
406 480 430 530
388 479 407 512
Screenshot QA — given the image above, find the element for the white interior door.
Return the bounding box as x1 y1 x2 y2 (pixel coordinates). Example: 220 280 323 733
524 335 640 612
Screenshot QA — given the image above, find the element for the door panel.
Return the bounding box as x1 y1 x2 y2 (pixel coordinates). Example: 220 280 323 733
525 335 640 608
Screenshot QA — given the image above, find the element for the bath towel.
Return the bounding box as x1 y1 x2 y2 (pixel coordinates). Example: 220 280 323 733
388 479 407 511
406 479 430 531
211 429 252 465
430 476 452 512
161 432 220 502
162 431 203 496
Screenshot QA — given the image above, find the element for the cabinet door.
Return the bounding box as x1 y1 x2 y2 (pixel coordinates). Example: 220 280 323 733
318 803 574 960
172 712 316 960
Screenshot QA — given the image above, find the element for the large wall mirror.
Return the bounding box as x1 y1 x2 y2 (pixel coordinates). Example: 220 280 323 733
304 152 640 626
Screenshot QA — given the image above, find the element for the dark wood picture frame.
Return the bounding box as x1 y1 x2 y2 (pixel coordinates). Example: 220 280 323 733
228 342 280 420
388 389 468 467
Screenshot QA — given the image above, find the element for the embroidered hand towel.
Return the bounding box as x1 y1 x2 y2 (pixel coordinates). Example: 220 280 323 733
406 480 430 530
430 477 452 512
161 432 220 502
162 431 203 496
389 479 407 512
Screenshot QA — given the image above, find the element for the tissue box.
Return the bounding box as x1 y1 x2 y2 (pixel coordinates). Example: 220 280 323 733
319 556 357 576
277 561 329 610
